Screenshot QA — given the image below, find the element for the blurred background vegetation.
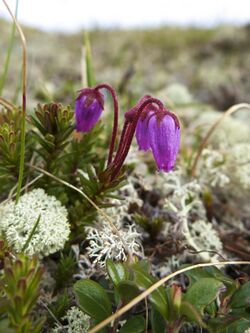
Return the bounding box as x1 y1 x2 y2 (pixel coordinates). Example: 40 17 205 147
1 19 250 110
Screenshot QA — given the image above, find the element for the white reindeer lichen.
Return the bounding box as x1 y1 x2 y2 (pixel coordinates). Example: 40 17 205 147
0 188 70 257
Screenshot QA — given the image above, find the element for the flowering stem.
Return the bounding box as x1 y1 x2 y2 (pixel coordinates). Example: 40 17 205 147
110 124 133 179
110 98 164 180
95 83 119 165
112 119 129 164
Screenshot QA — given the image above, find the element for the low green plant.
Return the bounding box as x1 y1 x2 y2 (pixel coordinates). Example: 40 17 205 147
0 253 44 333
73 260 250 333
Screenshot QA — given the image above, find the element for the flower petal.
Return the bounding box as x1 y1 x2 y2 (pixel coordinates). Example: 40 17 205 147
136 119 150 151
135 110 155 151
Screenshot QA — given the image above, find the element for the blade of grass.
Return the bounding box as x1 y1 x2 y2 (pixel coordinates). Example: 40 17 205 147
88 261 250 333
81 46 87 87
85 31 95 87
2 0 27 204
21 214 41 252
0 0 19 95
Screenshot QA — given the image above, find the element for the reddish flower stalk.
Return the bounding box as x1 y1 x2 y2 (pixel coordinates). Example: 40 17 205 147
110 98 164 180
112 119 130 165
95 83 119 165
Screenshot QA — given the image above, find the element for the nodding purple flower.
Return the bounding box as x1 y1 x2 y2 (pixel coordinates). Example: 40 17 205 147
148 111 180 172
136 103 159 151
136 106 180 172
75 88 104 132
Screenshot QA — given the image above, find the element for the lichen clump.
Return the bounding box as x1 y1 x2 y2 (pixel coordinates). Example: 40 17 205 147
0 188 70 257
51 307 90 333
86 222 144 267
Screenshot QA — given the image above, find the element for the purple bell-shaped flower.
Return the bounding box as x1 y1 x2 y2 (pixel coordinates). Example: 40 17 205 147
135 102 180 172
75 88 104 132
148 111 180 172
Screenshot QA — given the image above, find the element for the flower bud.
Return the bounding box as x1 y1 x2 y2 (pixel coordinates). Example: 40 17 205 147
75 88 104 132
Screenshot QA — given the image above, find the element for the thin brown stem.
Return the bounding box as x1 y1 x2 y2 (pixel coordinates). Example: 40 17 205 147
0 174 43 207
191 103 250 177
27 164 134 263
0 97 16 111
